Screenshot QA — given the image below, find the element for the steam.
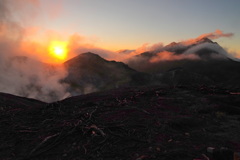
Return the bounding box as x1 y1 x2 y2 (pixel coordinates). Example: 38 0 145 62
0 58 70 102
0 0 70 102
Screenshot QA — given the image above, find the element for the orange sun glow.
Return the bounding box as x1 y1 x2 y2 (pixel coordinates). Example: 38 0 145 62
49 41 68 61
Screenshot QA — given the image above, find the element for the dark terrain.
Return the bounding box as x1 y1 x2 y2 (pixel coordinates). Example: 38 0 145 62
1 85 240 160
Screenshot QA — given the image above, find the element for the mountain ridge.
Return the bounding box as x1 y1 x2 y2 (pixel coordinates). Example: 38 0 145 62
64 52 152 96
134 37 234 60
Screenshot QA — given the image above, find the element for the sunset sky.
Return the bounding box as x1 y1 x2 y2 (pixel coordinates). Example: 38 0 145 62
9 0 240 56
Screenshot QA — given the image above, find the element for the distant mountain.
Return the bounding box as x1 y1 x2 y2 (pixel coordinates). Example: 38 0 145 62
133 38 234 60
64 52 152 95
127 38 240 89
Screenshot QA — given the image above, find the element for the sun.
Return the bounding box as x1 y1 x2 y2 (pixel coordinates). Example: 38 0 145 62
49 41 68 61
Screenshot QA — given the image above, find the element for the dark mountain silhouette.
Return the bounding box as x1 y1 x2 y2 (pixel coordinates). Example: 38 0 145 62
64 52 152 95
0 92 45 109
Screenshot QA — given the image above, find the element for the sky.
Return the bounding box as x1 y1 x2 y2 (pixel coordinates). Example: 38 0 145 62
6 0 240 55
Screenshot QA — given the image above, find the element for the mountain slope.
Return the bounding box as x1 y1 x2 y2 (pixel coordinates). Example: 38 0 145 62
64 52 151 95
0 92 45 109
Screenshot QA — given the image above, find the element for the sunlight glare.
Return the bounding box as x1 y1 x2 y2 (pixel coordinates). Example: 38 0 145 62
49 41 68 61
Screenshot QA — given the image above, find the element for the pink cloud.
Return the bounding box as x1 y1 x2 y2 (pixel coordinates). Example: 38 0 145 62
183 30 233 45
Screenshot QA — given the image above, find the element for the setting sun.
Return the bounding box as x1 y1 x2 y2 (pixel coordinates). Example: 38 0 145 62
49 41 68 60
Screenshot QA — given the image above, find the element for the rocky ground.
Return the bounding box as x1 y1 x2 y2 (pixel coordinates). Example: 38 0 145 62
0 85 240 160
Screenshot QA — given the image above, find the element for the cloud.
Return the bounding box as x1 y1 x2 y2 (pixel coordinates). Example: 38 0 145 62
67 33 126 61
126 30 238 72
183 42 240 61
183 29 233 45
0 42 71 102
0 0 70 102
128 43 164 55
184 42 226 55
149 51 199 63
0 57 70 102
230 51 240 58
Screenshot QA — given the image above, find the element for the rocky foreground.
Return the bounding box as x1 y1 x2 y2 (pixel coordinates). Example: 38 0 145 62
0 85 240 160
